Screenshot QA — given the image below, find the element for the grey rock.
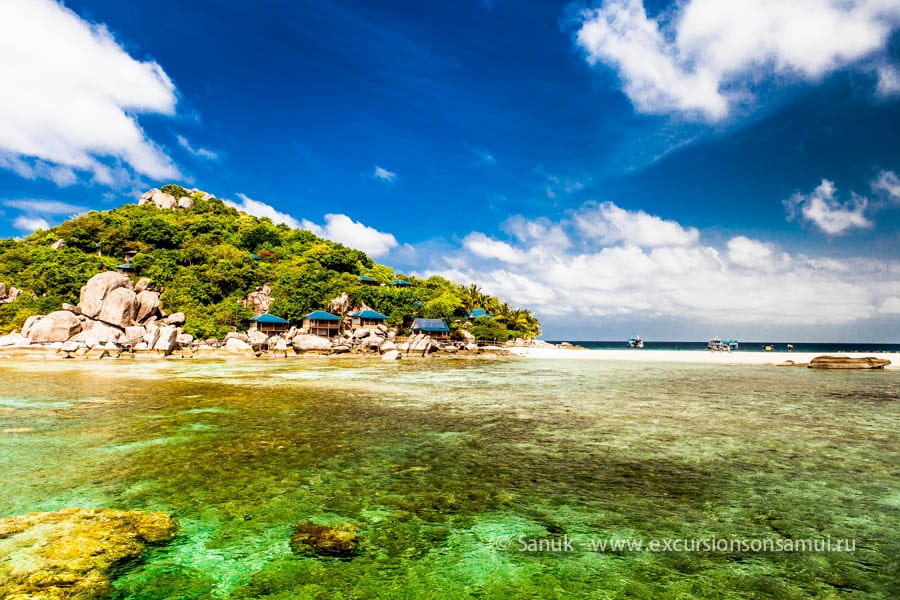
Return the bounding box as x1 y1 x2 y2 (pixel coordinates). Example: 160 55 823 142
225 337 253 351
380 341 397 353
51 239 66 250
224 332 250 344
98 287 138 328
21 315 42 339
0 332 29 347
381 350 401 361
27 311 82 344
292 334 333 352
177 196 194 209
164 312 186 327
153 326 178 354
135 290 161 323
134 277 153 293
78 272 132 319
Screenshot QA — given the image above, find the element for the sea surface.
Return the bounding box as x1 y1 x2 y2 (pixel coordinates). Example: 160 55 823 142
1 357 898 599
553 341 900 353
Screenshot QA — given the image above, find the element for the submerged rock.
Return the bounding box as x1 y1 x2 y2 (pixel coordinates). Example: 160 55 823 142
808 355 891 369
289 521 360 557
0 508 177 599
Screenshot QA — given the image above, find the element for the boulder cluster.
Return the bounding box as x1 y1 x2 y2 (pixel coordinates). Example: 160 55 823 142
0 272 188 355
138 188 209 210
0 282 21 306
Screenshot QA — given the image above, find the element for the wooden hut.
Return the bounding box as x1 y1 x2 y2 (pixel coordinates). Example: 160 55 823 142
348 309 389 331
411 318 450 340
249 313 289 335
302 310 341 338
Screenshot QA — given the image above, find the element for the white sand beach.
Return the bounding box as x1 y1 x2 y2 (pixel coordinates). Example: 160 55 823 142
508 346 899 368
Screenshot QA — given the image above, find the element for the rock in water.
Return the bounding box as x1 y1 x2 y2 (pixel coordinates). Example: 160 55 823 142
0 508 177 599
26 311 82 343
808 355 891 369
289 522 359 557
292 334 333 352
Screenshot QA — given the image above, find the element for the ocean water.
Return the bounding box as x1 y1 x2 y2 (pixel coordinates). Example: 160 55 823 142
555 341 900 354
0 357 898 599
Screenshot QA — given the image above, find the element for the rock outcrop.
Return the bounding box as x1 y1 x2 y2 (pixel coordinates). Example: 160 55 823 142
289 521 360 557
808 355 891 369
26 311 82 343
0 508 177 600
135 290 161 323
50 238 66 250
97 287 138 328
139 188 177 209
78 272 132 319
292 334 333 352
244 284 272 316
0 284 21 305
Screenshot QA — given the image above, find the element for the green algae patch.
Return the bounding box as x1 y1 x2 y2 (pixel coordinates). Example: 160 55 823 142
0 508 177 599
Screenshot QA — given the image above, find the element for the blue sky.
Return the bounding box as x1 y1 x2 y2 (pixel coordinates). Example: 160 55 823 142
2 0 900 341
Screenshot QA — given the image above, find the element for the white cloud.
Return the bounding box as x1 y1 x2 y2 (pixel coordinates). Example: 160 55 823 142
301 214 399 258
224 193 302 229
0 0 179 184
880 296 900 314
463 232 528 263
876 63 900 96
470 146 496 164
2 199 87 215
784 179 872 235
872 169 900 202
418 201 898 328
575 0 900 120
374 166 397 182
13 215 50 233
573 201 700 246
177 135 218 161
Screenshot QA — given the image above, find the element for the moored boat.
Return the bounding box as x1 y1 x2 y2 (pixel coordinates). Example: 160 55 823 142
628 335 643 348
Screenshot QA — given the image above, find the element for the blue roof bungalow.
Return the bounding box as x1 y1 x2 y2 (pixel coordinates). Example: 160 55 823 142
348 309 389 331
411 318 450 340
393 279 412 287
467 308 492 319
115 263 134 274
303 310 341 338
358 275 380 286
249 313 289 335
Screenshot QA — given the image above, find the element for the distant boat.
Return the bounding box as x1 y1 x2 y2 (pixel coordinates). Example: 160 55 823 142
726 339 740 351
627 335 644 348
707 337 730 352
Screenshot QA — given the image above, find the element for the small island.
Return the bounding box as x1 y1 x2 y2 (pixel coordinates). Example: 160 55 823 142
0 186 542 359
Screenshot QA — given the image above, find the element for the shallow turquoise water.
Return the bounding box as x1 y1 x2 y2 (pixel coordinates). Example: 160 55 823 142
0 357 898 598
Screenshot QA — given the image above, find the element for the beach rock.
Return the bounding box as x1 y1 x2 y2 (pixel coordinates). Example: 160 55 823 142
808 355 891 369
50 238 66 250
97 287 138 328
135 290 161 323
381 349 401 361
225 337 253 351
153 326 178 354
134 277 153 293
458 329 476 344
0 508 176 600
27 311 82 344
125 326 146 342
164 312 186 327
332 344 351 354
224 332 250 344
406 334 437 356
78 272 132 319
248 330 269 345
60 340 81 353
380 341 397 353
20 315 42 339
77 321 125 347
292 334 332 352
362 334 383 351
289 521 360 557
142 328 160 349
466 343 478 351
60 302 82 315
352 328 371 340
0 332 29 347
176 333 194 346
177 196 194 209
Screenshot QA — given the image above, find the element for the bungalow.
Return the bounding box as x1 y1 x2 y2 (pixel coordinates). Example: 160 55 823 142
249 313 289 335
115 263 134 274
467 308 492 319
358 276 380 286
393 279 412 287
348 309 389 331
411 317 450 340
303 310 341 338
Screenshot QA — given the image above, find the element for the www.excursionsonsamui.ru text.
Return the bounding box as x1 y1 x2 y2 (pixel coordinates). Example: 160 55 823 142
493 535 856 553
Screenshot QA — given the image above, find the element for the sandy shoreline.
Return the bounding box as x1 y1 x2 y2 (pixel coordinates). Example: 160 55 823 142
508 346 899 368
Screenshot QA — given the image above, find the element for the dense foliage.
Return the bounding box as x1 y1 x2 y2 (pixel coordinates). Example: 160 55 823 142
0 191 541 340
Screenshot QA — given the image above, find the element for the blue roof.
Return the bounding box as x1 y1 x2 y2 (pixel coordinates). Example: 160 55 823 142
393 279 412 286
115 264 133 270
468 308 491 319
412 318 450 332
358 275 378 282
303 310 341 321
349 310 389 320
251 253 261 260
250 313 288 324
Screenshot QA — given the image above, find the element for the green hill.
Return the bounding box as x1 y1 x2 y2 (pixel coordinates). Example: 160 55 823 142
0 186 540 341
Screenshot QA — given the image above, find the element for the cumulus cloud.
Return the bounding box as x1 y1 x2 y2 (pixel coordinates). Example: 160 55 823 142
177 135 218 161
419 201 897 328
872 169 900 202
574 0 900 120
880 296 900 314
784 179 873 235
301 214 399 257
224 193 302 229
2 199 87 215
13 215 50 233
0 0 179 184
374 166 397 182
573 201 700 246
